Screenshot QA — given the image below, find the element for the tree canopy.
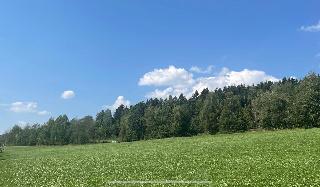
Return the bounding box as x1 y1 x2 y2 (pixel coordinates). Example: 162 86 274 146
1 73 320 146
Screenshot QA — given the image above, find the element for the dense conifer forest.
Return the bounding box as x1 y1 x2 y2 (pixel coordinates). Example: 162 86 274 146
1 73 320 146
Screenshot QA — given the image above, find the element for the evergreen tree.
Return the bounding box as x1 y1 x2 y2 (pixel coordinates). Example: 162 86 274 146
95 109 113 140
173 104 191 136
291 73 320 128
198 93 221 134
252 91 290 129
219 93 247 132
4 74 320 146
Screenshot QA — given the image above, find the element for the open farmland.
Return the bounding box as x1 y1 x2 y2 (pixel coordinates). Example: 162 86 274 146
1 128 320 186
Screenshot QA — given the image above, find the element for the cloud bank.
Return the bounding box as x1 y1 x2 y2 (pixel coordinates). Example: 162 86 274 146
139 66 279 99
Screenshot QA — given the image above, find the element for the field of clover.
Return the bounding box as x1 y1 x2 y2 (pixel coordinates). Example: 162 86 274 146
1 128 320 187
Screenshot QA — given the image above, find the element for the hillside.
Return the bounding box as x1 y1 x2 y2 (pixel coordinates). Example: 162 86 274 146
1 128 320 186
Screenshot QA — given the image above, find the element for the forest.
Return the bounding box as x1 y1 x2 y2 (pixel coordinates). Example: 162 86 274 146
1 73 320 146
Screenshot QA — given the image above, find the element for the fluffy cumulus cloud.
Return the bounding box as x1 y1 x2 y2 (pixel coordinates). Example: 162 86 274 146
103 96 130 113
139 66 279 99
139 65 194 87
224 68 278 85
61 90 75 99
192 68 278 93
9 101 50 116
300 21 320 32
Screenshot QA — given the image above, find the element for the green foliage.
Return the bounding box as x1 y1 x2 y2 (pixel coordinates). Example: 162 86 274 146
144 103 175 139
172 104 191 136
291 73 320 128
119 102 146 142
4 74 320 145
252 91 290 129
219 93 247 132
95 109 113 140
197 92 221 134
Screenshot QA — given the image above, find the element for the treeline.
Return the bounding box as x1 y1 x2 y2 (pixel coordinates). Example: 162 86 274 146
1 73 320 146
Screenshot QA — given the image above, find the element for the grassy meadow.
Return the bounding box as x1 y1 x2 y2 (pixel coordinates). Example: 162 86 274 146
1 128 320 186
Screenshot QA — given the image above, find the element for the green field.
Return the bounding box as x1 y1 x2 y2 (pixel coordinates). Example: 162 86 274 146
1 128 320 187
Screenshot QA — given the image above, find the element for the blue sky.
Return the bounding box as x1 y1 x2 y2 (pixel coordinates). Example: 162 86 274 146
0 0 320 134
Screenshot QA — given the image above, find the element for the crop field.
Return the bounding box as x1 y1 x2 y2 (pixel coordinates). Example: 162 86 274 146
1 128 320 187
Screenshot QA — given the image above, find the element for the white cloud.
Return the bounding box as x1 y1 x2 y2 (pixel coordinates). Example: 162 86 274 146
300 21 320 32
8 101 50 116
61 90 75 99
103 96 130 113
139 65 194 87
139 66 279 99
10 102 38 113
190 65 214 74
193 68 278 93
225 69 278 85
37 110 50 116
192 76 228 93
139 66 194 98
